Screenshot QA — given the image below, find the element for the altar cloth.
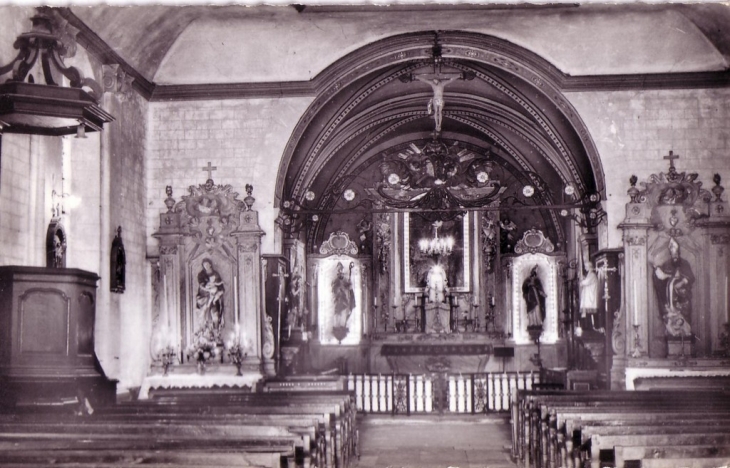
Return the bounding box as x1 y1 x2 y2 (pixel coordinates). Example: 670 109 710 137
139 372 263 399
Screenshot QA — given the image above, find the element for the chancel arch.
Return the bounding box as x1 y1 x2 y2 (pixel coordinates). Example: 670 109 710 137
275 30 606 375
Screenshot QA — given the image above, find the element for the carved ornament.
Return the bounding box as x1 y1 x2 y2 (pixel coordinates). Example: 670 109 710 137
514 229 554 255
160 246 178 255
238 242 259 253
319 231 359 256
262 315 275 359
625 235 646 246
711 234 730 244
611 306 626 356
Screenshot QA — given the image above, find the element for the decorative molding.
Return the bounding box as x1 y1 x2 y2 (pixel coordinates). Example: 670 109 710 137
262 315 275 360
159 245 178 255
55 7 155 100
319 231 359 256
711 234 730 244
625 235 646 246
514 228 554 254
238 242 259 253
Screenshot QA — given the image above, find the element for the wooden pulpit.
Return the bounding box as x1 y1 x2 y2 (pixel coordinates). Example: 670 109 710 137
0 266 116 409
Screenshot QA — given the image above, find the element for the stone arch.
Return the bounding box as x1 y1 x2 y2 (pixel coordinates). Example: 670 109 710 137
275 30 605 253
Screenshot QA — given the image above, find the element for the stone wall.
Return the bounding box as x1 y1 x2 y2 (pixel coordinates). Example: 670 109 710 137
567 88 730 249
146 98 312 255
104 92 150 388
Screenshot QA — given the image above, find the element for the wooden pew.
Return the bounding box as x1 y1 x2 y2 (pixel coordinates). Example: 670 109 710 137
512 389 730 468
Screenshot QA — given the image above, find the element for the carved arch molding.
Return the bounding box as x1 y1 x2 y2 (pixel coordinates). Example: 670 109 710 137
276 31 604 252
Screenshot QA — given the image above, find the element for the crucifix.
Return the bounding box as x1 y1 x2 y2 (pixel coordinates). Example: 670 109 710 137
202 161 217 181
399 34 475 135
663 150 679 169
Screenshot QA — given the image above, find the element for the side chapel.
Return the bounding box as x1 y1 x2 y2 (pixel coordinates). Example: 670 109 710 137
1 4 730 406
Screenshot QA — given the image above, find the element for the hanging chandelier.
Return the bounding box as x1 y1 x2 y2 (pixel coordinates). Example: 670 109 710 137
418 221 455 256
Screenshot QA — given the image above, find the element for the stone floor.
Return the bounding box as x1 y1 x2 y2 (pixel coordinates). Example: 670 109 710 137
352 414 518 468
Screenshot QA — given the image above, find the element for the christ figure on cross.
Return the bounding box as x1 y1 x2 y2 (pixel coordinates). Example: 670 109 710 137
413 72 463 133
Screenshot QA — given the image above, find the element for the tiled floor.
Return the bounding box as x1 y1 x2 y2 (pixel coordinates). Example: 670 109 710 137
352 414 518 468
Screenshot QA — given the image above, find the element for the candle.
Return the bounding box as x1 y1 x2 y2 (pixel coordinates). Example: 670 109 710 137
234 276 239 325
163 273 169 328
633 282 638 324
473 295 478 306
374 296 377 307
725 280 728 323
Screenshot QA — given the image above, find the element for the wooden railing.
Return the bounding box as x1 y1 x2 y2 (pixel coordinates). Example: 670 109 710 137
346 372 539 414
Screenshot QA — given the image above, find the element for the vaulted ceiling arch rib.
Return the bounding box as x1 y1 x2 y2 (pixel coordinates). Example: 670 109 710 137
276 30 605 208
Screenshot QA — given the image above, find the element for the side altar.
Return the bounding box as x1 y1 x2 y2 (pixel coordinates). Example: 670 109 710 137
615 152 730 389
141 178 269 398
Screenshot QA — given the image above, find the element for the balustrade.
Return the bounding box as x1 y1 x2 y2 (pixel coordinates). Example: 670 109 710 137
347 371 538 415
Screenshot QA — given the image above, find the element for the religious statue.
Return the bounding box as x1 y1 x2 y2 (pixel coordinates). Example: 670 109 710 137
196 258 225 335
110 226 126 294
413 73 463 133
332 262 356 332
522 265 547 327
426 263 448 304
579 261 599 331
653 238 693 336
288 271 303 330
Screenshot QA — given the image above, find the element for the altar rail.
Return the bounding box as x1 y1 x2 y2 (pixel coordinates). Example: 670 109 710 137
346 372 539 415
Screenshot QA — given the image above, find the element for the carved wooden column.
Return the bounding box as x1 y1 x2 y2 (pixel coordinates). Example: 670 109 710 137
619 178 651 360
702 176 730 353
152 186 184 353
233 186 267 375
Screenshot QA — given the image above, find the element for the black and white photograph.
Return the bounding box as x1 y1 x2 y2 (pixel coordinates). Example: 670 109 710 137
1 0 730 466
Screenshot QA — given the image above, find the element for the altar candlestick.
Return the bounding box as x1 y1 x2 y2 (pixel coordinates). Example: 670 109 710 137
234 275 239 326
725 280 728 323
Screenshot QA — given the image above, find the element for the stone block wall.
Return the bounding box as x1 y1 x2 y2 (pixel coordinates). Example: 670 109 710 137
105 93 150 388
0 134 62 267
567 88 730 249
146 97 312 255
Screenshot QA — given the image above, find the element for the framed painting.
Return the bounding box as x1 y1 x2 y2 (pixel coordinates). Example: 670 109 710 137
403 213 470 293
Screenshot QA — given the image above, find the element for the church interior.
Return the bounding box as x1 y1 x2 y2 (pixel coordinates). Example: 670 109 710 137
1 2 730 467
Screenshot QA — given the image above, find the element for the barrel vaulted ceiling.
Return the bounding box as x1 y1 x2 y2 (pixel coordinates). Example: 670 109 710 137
69 2 730 86
7 2 728 249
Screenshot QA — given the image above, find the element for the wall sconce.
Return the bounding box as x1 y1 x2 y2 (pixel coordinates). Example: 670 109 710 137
51 189 80 215
0 8 114 136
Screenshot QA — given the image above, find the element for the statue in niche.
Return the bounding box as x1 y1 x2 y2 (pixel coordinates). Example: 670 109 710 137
331 261 356 340
45 220 67 269
499 214 518 253
357 218 373 255
288 271 304 331
426 262 448 304
196 258 225 337
579 261 599 331
110 226 126 293
652 237 693 336
522 265 547 327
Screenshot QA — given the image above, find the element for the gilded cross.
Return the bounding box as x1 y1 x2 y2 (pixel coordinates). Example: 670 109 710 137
202 161 217 180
